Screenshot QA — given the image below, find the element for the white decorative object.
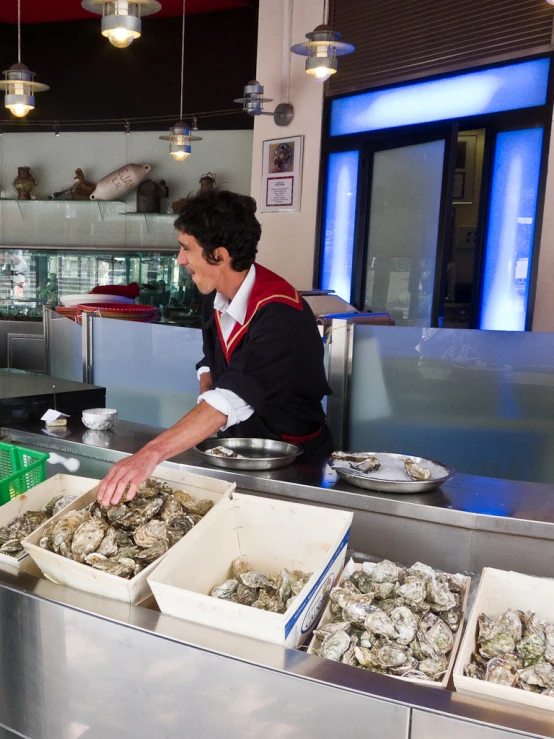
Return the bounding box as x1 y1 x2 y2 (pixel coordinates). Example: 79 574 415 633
82 408 119 430
90 164 151 201
60 294 134 307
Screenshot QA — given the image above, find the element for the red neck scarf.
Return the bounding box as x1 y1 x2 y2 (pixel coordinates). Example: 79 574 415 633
214 264 302 362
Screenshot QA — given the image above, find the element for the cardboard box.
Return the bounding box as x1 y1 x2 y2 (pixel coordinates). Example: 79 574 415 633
23 466 235 604
0 474 99 573
453 568 554 712
147 493 353 647
308 559 470 689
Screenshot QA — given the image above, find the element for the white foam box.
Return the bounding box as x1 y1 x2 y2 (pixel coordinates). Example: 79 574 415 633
453 567 554 713
147 492 353 647
0 473 99 574
308 559 471 689
22 466 235 604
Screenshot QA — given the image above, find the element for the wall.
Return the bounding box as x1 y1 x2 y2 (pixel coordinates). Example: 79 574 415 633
250 0 325 289
0 130 253 248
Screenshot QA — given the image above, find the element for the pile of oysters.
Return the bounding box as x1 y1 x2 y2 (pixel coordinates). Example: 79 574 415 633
0 494 77 559
37 477 214 578
210 556 312 613
314 559 467 681
464 609 554 695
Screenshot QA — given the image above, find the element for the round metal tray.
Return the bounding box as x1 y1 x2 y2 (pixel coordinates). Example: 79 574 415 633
194 438 303 471
332 452 454 494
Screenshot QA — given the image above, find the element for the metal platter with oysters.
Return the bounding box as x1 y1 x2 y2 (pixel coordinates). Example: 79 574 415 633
331 451 454 494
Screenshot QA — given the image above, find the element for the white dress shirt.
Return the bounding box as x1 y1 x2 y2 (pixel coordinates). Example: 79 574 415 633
197 264 256 431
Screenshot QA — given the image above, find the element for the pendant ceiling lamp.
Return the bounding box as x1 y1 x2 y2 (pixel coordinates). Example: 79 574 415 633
290 0 354 82
81 0 161 49
0 0 49 118
159 0 202 161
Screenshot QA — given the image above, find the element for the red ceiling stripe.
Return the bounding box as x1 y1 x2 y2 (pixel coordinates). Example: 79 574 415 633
0 0 250 24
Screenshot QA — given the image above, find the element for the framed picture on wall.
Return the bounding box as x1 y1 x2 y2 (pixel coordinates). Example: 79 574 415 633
453 134 477 205
261 135 303 213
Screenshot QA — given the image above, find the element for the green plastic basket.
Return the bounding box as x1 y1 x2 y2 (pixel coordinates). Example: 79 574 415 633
0 442 50 506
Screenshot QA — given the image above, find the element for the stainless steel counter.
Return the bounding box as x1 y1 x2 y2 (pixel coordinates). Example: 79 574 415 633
1 421 554 739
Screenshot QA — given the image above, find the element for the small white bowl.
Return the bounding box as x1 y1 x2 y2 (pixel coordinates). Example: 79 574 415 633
82 408 118 430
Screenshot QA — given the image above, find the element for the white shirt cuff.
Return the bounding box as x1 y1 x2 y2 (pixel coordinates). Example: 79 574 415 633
197 366 211 380
198 388 254 432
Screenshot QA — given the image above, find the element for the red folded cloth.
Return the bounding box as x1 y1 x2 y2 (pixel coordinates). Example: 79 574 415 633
89 282 140 299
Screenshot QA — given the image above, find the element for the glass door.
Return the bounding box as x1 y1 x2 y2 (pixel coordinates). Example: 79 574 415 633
362 137 449 326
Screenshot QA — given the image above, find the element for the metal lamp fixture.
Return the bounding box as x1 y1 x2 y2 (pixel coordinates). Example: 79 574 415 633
159 0 202 161
234 80 294 126
0 0 49 118
81 0 161 48
290 24 354 82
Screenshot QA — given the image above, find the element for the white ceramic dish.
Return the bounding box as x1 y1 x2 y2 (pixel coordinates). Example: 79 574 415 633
60 293 134 307
82 408 118 430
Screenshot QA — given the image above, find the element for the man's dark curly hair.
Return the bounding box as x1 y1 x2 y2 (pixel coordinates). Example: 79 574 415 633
174 189 261 272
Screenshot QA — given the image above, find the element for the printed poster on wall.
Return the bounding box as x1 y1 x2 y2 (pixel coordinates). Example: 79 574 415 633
261 135 303 213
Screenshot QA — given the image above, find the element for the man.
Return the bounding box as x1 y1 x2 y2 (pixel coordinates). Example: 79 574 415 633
98 190 332 507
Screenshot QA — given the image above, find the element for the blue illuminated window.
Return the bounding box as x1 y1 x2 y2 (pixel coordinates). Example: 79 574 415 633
330 59 550 137
321 151 359 302
480 128 544 332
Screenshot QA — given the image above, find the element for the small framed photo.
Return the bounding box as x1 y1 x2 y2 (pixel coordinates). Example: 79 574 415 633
261 135 303 213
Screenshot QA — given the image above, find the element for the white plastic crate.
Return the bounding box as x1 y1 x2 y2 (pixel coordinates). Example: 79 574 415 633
148 492 353 647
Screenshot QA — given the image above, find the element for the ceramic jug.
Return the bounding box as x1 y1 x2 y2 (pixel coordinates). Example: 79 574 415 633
90 163 151 201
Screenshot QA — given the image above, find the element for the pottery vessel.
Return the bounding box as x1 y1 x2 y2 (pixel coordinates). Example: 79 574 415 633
82 408 118 430
13 166 38 200
90 164 150 201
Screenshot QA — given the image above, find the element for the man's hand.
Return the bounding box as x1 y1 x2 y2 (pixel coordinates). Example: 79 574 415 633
97 400 226 507
97 448 159 508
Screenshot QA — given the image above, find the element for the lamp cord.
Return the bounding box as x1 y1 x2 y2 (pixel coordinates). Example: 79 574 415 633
179 0 185 121
323 0 329 25
17 0 21 63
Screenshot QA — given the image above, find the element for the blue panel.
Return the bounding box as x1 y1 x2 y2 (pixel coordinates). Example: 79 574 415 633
321 151 359 302
480 128 544 331
330 58 550 136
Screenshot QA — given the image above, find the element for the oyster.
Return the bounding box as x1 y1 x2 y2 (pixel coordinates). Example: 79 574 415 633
480 632 516 659
370 639 409 669
318 629 351 661
418 654 448 680
173 489 198 508
106 504 128 524
134 520 168 548
52 509 90 555
314 621 352 640
390 606 419 645
465 662 486 680
85 552 107 566
350 570 374 594
71 519 107 559
53 495 77 516
351 456 380 474
91 558 134 578
439 608 462 632
331 451 376 462
97 527 118 557
41 495 64 517
240 571 276 590
485 657 518 686
160 497 183 523
354 645 373 668
518 662 554 689
231 556 251 580
134 538 168 563
365 610 400 640
205 446 243 458
397 580 427 605
232 584 258 606
516 631 546 666
404 458 431 481
372 559 400 584
211 579 239 599
418 613 454 654
342 635 359 666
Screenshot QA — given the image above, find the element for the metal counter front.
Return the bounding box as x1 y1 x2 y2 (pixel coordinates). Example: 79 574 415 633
1 421 554 739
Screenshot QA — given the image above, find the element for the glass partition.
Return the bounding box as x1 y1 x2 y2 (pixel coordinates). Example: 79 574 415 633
92 318 203 428
0 247 201 326
348 325 554 484
50 316 82 382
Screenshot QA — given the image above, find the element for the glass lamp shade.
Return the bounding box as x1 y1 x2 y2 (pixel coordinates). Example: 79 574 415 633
160 122 202 162
82 0 161 47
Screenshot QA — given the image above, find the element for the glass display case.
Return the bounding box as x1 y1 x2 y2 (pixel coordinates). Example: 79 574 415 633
0 247 201 327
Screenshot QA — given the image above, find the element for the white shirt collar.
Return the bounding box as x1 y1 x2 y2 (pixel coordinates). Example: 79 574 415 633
213 263 256 325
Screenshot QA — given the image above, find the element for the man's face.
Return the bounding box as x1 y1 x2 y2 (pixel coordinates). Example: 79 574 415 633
177 232 222 295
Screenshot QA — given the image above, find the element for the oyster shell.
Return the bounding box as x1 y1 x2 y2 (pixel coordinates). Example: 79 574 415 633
239 571 276 590
41 495 64 517
365 610 400 640
71 519 107 559
97 527 118 557
318 629 351 661
52 509 90 555
516 631 546 666
211 579 239 599
370 639 409 669
160 497 183 523
485 657 518 686
231 584 258 606
134 520 168 548
404 458 431 481
390 606 419 645
372 559 400 584
418 613 454 655
134 538 168 563
350 456 380 473
231 556 251 580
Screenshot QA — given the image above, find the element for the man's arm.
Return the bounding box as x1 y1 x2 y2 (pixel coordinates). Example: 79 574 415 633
199 369 213 394
97 400 225 507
